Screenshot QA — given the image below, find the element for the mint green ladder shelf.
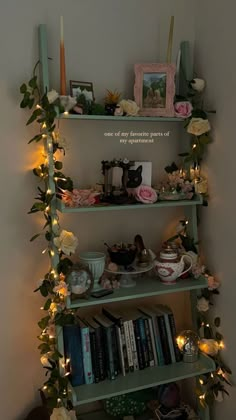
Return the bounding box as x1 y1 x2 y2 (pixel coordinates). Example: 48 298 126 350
39 24 213 419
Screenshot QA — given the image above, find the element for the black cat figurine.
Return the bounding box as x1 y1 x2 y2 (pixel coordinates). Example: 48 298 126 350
126 165 142 188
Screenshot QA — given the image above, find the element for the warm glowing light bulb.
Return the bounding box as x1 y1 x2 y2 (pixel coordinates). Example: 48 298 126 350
42 122 47 129
63 111 69 115
42 134 47 139
45 206 50 212
192 143 197 149
199 394 205 400
50 250 55 257
219 341 225 349
52 219 58 226
199 379 204 385
47 189 52 194
43 385 47 390
36 104 42 110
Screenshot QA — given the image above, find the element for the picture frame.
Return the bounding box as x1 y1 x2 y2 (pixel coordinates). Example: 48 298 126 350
134 63 176 117
65 262 94 300
70 80 95 102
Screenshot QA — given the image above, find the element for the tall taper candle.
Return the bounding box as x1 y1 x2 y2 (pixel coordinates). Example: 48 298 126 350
60 16 66 95
166 16 174 63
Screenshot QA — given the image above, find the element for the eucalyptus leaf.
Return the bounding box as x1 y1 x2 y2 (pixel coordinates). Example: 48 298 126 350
30 233 41 242
20 83 27 94
214 317 221 327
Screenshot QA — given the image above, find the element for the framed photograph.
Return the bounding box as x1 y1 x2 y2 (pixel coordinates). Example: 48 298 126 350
70 80 95 102
134 63 176 117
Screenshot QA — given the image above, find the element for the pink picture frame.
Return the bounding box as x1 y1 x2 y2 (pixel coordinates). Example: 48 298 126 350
134 63 176 117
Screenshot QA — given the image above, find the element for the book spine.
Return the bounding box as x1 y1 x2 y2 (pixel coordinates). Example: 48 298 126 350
111 325 119 377
89 330 100 383
102 309 129 373
153 317 165 366
156 315 171 365
163 313 176 364
124 320 134 372
133 320 145 370
128 320 139 370
147 317 158 366
104 327 115 380
95 327 106 380
138 318 149 368
115 325 126 376
63 325 84 386
120 322 129 373
81 327 94 385
168 313 182 362
144 318 155 367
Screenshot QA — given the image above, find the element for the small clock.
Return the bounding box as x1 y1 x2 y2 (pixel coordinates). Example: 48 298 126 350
66 263 94 299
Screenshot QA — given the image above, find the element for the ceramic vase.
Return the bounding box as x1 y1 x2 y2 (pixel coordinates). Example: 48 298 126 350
79 252 106 290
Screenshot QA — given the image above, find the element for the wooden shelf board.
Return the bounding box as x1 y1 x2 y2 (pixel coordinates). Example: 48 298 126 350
66 276 207 309
71 354 215 406
57 195 203 214
57 114 183 122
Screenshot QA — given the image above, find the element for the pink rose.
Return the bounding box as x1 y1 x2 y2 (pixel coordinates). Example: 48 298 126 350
135 185 157 204
174 101 193 118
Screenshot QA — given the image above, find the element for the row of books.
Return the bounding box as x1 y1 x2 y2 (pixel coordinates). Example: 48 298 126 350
63 304 181 387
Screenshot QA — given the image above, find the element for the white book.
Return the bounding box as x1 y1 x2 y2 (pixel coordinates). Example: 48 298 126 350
128 320 139 371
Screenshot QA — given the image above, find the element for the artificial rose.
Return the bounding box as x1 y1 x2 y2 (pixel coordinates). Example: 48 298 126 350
174 101 193 118
50 407 76 420
135 185 158 204
47 89 59 104
187 118 211 136
197 297 209 312
119 99 139 116
190 78 206 92
53 281 70 297
199 338 219 356
205 274 221 290
54 230 78 255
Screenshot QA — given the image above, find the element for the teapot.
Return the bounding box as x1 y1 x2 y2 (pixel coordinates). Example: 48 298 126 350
153 244 193 284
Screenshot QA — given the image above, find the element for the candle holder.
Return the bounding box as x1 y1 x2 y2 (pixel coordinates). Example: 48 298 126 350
176 330 199 363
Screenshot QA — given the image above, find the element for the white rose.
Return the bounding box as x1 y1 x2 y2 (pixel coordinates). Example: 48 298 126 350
50 407 72 420
190 78 206 92
47 89 59 104
199 339 219 356
187 118 211 136
119 99 139 116
197 297 209 312
54 230 78 255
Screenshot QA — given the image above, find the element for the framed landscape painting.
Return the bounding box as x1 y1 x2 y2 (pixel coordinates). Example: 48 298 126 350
134 63 176 117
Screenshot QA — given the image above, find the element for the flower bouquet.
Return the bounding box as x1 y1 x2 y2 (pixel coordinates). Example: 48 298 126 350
157 162 194 201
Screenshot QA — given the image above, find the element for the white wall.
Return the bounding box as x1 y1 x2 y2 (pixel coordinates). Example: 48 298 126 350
194 0 236 418
0 1 197 419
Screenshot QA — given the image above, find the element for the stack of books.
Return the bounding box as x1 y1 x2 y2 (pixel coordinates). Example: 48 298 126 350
63 304 181 386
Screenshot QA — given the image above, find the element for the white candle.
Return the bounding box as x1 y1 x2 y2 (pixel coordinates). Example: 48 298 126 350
60 16 64 43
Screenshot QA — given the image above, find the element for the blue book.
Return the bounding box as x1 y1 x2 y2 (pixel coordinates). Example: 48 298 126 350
63 324 84 386
78 318 94 385
94 314 116 380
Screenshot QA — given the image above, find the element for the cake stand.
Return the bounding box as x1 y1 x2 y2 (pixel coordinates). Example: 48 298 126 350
105 261 154 288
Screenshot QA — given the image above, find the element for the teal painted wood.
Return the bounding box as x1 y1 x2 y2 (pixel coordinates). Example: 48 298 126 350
70 353 215 406
39 24 50 93
56 326 65 376
57 195 203 214
58 114 183 122
66 276 207 309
